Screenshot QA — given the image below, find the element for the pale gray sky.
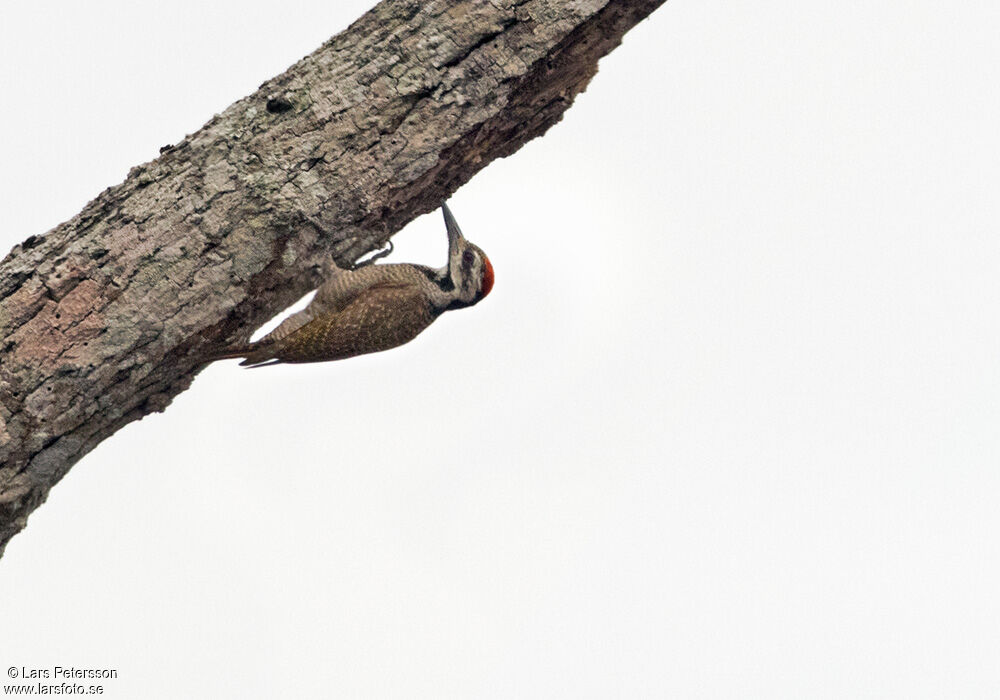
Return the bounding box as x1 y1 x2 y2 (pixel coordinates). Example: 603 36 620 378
2 1 999 698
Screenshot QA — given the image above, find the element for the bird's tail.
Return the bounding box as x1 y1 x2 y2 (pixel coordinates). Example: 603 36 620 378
204 344 284 368
204 346 252 363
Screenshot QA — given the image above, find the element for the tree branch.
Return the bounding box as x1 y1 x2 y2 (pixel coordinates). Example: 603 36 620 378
0 0 665 556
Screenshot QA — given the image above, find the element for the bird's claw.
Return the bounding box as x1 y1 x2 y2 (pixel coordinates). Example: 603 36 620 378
349 240 394 270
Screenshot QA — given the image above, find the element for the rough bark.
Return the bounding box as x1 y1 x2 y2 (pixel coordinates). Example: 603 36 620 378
0 0 665 557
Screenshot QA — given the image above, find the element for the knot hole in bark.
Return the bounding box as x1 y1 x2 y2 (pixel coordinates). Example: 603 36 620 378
266 97 294 114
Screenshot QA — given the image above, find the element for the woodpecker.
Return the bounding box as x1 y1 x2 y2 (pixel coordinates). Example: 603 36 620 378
213 202 494 367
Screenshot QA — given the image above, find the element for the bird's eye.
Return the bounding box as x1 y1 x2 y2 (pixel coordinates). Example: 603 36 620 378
462 250 475 267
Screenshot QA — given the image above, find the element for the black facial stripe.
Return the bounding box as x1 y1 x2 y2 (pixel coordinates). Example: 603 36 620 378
435 274 454 293
418 265 453 292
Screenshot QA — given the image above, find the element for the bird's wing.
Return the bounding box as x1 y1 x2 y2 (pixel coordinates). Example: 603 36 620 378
278 280 433 361
255 306 317 346
334 279 429 322
311 265 399 313
253 271 413 348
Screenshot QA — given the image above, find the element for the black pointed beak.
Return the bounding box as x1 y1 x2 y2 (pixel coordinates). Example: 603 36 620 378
442 201 465 253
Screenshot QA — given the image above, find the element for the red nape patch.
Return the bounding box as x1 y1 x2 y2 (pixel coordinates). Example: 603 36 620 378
481 255 495 298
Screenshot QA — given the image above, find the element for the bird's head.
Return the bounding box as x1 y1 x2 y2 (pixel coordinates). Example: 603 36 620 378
442 202 494 308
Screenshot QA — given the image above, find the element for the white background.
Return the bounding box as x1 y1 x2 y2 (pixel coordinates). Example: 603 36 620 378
2 1 999 698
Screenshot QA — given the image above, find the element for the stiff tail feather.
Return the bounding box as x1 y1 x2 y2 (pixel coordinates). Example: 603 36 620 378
206 343 283 368
209 347 251 362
